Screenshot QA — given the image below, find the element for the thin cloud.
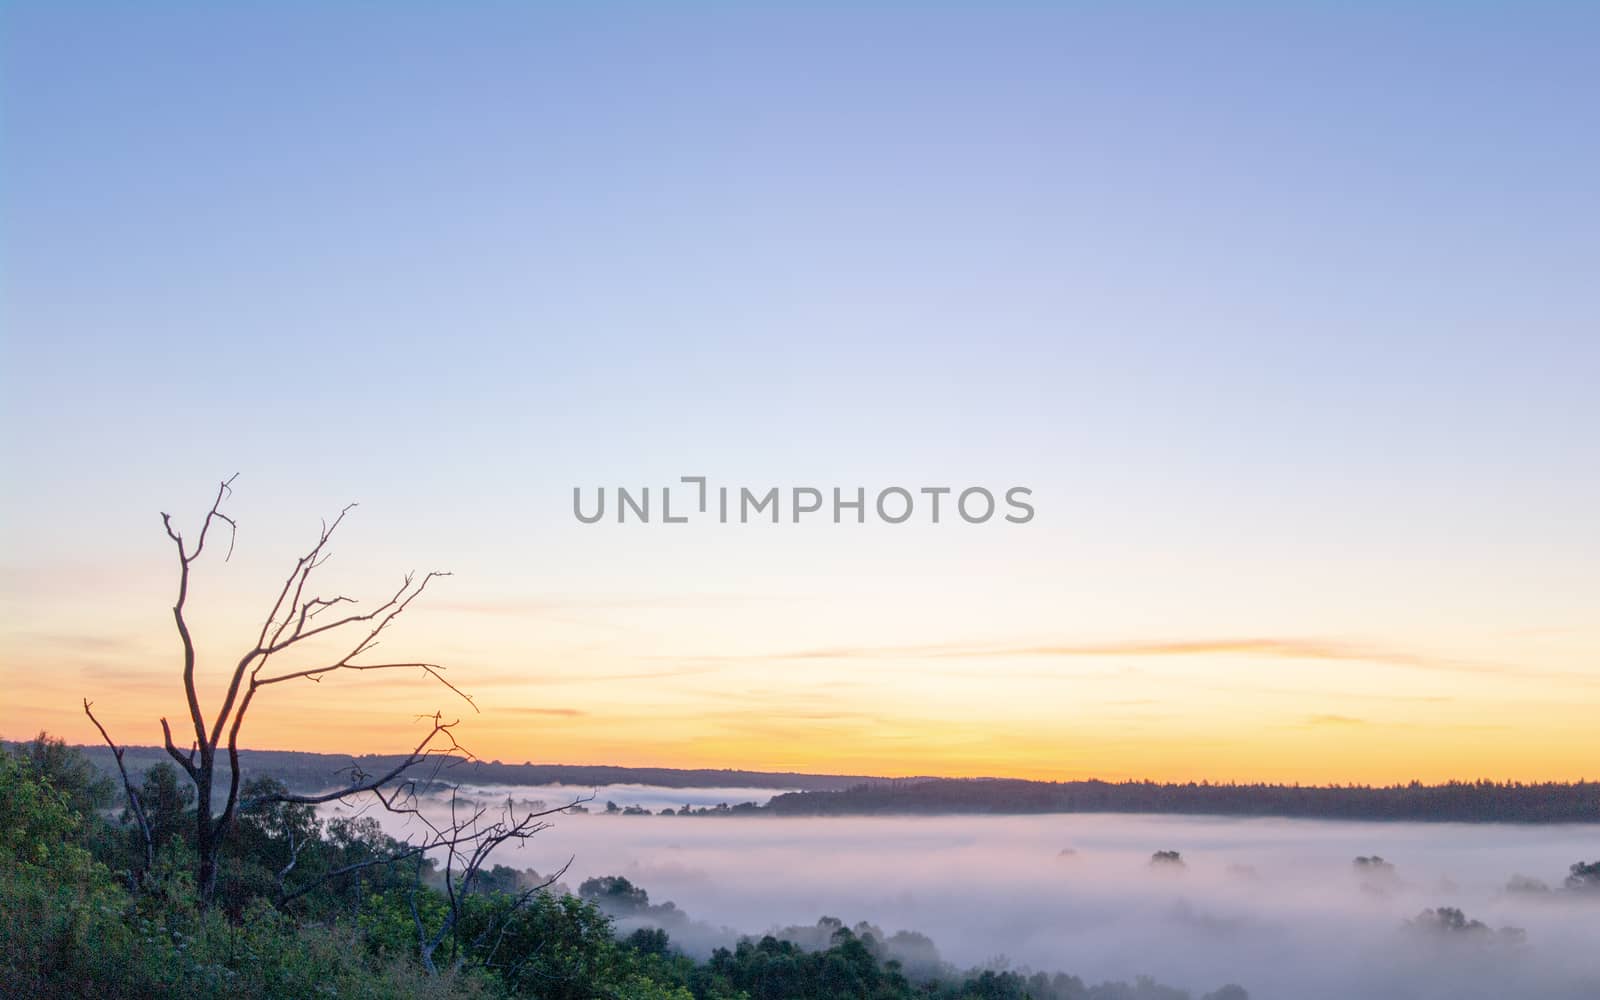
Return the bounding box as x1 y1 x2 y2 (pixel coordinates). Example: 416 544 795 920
474 665 726 685
433 593 805 616
574 666 728 683
739 636 1592 685
9 631 149 659
497 706 588 718
75 663 172 695
920 638 1451 668
1304 714 1368 727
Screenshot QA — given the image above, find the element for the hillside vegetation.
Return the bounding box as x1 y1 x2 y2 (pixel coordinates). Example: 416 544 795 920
1 733 1248 1000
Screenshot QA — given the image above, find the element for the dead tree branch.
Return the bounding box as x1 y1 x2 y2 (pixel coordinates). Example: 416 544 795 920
98 475 475 909
83 699 153 879
407 788 575 975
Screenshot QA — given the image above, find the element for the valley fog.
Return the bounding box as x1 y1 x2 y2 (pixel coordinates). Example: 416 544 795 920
328 786 1600 1000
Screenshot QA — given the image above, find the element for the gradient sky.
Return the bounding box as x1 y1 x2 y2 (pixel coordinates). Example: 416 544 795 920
2 4 1597 783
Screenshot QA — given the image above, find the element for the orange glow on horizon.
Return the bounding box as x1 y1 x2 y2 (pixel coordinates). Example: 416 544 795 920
9 657 1595 787
5 496 1595 790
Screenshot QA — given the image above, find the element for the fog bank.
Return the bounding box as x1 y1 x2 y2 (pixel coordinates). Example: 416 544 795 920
330 787 1600 999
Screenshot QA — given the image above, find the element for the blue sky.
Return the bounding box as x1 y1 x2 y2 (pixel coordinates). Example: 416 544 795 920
2 4 1597 779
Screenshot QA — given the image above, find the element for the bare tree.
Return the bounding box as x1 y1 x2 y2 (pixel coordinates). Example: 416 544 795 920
86 475 479 909
264 768 584 976
403 787 578 975
83 699 154 882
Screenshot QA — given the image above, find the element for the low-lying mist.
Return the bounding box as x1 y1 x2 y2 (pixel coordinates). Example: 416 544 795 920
328 785 1600 1000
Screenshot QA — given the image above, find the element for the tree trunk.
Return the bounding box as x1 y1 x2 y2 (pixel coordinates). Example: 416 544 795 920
196 756 217 909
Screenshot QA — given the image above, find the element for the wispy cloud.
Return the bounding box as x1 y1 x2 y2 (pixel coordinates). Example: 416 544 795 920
1304 714 1367 727
470 664 728 687
433 593 804 616
5 631 149 659
732 636 1591 685
766 637 1449 667
497 706 588 718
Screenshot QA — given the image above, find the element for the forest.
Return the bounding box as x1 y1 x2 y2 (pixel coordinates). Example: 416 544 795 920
41 744 1600 825
54 745 886 798
2 732 1256 1000
762 777 1600 823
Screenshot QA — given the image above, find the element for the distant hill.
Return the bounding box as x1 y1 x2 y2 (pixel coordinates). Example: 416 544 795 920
27 741 1597 823
36 743 894 798
766 777 1600 823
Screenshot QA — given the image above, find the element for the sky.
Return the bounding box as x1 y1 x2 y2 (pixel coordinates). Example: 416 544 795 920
2 4 1597 783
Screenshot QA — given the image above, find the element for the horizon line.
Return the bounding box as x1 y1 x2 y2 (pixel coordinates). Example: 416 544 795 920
31 739 1592 790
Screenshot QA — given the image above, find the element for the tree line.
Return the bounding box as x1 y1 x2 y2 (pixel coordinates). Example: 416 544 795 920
762 777 1600 823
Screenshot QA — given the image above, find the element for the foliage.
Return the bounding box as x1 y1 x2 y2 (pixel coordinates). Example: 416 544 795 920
1407 907 1526 947
13 730 115 817
1565 860 1600 892
0 733 1303 1000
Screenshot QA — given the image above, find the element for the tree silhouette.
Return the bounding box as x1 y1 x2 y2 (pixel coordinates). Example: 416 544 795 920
81 476 541 916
